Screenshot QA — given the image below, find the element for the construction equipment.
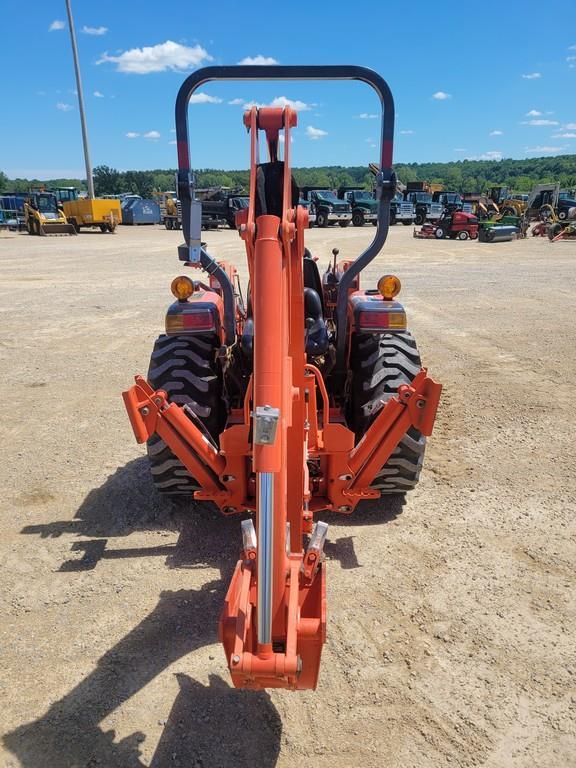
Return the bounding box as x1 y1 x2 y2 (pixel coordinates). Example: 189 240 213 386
52 187 121 232
403 183 443 225
199 188 249 229
24 192 76 235
122 65 441 691
414 210 478 240
336 187 378 226
485 187 527 218
300 187 352 227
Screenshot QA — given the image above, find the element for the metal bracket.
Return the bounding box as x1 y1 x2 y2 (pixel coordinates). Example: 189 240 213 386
375 169 397 201
253 406 280 445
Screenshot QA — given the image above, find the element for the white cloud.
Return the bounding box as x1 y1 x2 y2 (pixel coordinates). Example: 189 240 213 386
170 128 176 132
168 140 177 145
230 95 312 111
357 113 378 119
97 40 212 74
521 119 559 126
238 55 279 65
278 134 293 144
522 72 541 79
565 123 576 129
270 96 311 111
432 91 451 100
82 25 107 35
399 129 414 135
569 45 576 50
552 132 576 138
49 20 65 31
566 56 576 61
453 148 467 152
306 126 327 140
526 145 564 153
464 151 503 160
143 130 161 139
93 90 104 98
489 130 503 136
56 102 73 112
189 92 222 104
526 109 542 116
125 132 140 139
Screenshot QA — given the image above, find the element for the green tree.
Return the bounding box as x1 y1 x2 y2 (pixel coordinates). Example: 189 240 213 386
93 165 121 196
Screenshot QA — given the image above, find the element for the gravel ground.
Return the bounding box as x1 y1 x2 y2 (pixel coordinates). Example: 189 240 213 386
0 223 575 768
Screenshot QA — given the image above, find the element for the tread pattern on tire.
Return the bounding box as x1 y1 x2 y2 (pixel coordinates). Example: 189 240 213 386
146 334 224 495
349 330 426 494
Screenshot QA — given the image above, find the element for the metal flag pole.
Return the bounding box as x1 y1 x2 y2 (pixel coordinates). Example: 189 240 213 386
65 0 94 199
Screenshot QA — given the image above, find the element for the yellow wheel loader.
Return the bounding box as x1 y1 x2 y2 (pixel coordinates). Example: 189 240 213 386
24 192 77 236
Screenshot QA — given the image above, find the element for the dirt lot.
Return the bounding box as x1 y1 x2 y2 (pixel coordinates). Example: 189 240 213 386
0 222 575 768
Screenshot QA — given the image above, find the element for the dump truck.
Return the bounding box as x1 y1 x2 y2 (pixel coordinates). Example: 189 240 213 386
403 182 443 224
300 186 352 227
122 64 441 692
24 191 76 235
336 187 378 226
198 188 249 229
52 187 121 232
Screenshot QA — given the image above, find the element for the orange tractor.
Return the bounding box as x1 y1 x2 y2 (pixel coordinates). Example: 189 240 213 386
123 66 441 691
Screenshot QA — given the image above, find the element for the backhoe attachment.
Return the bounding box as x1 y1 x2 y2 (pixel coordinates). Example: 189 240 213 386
122 65 442 690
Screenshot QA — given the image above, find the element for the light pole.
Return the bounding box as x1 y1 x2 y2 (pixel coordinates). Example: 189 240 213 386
65 0 94 198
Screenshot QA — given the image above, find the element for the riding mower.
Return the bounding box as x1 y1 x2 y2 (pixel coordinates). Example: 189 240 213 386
122 66 441 691
414 209 478 240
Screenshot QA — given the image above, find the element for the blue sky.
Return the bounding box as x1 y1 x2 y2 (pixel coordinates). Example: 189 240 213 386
2 0 575 179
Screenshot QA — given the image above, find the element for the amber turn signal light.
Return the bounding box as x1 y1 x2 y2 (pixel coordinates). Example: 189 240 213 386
377 274 401 300
171 275 194 301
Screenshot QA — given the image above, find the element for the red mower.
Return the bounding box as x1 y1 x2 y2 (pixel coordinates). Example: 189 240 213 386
414 210 479 240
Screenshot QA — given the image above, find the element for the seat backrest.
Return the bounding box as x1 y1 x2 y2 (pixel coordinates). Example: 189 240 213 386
255 161 299 218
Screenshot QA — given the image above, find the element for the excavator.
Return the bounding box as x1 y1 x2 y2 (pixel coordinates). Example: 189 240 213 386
122 65 442 690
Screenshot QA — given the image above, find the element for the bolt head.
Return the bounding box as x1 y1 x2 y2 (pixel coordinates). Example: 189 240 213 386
232 654 240 665
140 407 149 416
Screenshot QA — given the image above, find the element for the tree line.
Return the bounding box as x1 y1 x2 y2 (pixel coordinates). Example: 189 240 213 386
1 154 575 198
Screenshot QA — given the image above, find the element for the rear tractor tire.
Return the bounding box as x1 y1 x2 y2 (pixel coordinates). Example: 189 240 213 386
348 331 426 494
146 334 225 495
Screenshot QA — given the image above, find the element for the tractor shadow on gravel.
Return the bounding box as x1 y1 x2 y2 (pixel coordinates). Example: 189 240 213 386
7 459 282 768
9 459 404 767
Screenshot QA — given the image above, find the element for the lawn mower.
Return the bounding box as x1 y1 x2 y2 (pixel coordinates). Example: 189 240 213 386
414 210 478 240
122 65 441 691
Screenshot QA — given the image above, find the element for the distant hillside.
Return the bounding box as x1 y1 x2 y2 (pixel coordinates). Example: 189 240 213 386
2 154 575 197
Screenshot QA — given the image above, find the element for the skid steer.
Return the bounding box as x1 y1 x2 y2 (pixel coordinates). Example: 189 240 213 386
123 66 441 691
24 191 77 236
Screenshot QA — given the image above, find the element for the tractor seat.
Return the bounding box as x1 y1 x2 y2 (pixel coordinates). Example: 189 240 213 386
241 287 329 358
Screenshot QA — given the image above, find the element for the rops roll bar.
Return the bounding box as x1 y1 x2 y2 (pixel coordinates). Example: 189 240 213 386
174 65 396 362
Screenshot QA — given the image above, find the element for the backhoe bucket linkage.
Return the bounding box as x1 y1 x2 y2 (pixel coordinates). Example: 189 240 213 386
123 367 440 689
